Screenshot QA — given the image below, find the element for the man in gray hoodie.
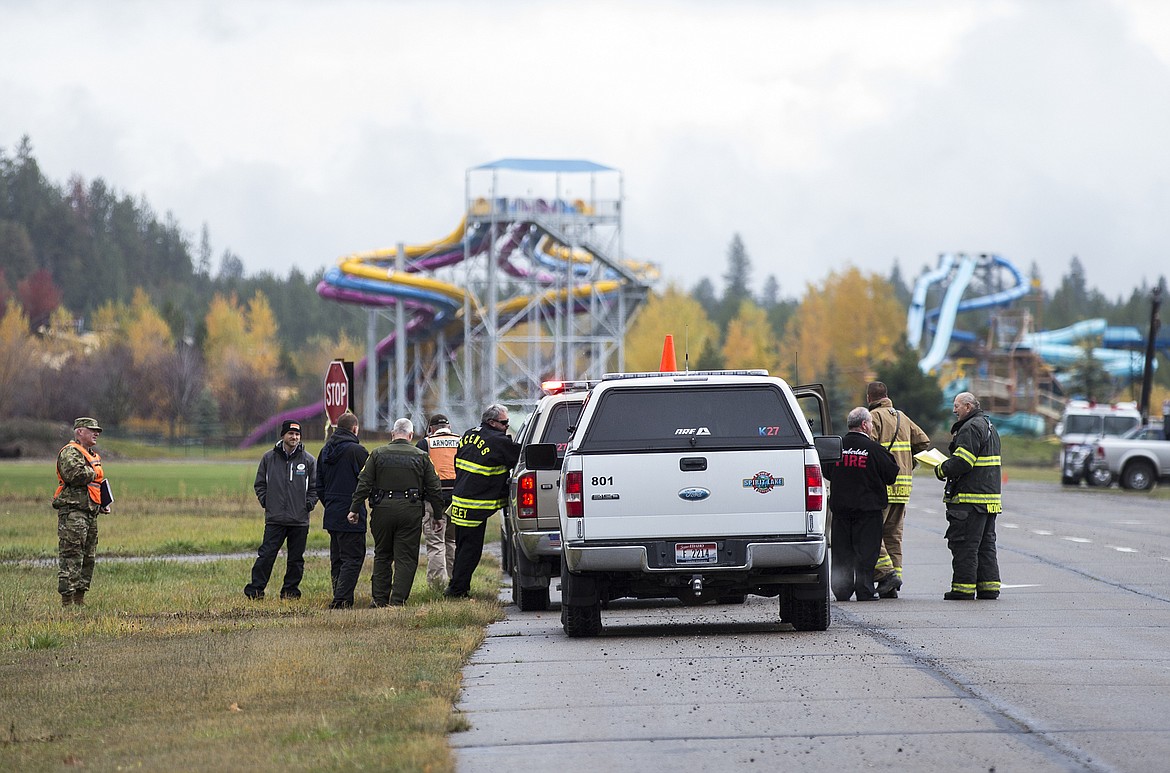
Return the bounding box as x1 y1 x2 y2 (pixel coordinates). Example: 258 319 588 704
245 420 319 600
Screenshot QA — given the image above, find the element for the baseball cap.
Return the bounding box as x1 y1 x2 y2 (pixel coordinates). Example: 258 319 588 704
74 417 102 432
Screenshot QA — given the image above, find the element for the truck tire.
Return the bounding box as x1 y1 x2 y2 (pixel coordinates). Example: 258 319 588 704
510 544 551 611
513 572 551 611
560 562 603 637
780 558 831 632
1085 463 1113 487
500 525 512 574
1121 460 1156 491
562 600 603 637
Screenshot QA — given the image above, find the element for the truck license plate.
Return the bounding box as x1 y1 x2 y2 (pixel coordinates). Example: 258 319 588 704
676 542 718 565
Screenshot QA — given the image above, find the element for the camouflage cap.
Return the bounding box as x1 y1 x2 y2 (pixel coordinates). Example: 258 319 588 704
74 417 102 432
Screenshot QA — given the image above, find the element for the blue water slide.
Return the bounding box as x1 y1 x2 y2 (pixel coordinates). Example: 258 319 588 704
918 255 977 372
907 253 955 349
917 254 1031 373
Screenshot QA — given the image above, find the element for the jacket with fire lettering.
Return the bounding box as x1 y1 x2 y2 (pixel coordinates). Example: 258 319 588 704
823 430 900 513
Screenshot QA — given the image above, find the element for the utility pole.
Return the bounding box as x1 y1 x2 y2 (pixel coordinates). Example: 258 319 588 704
1138 284 1162 421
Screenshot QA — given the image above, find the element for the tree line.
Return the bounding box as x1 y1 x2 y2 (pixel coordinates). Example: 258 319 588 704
1 136 1165 441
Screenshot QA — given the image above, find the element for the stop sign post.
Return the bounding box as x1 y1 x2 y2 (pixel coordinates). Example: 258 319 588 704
324 360 353 427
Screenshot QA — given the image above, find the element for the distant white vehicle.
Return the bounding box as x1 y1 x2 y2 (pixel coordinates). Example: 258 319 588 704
1056 400 1142 487
1090 421 1169 491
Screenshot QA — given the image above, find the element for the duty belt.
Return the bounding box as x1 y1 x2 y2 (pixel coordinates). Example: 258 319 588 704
370 488 420 506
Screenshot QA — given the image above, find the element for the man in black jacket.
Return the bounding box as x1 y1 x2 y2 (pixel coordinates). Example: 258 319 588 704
823 407 899 602
245 420 319 600
446 404 522 599
317 412 370 609
935 391 1003 600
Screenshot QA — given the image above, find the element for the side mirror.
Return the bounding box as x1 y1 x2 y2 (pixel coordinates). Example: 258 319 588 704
525 443 560 471
814 435 842 464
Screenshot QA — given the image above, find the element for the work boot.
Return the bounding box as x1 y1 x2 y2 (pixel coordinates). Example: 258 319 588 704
60 593 74 607
875 574 902 597
943 591 975 600
976 590 1000 600
72 590 86 606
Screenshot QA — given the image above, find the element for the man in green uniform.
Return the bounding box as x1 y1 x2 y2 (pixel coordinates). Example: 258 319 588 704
52 417 111 606
349 418 444 607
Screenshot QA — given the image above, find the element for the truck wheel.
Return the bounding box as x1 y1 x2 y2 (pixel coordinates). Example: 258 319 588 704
1060 474 1079 486
1122 460 1156 491
513 574 550 611
562 600 602 637
560 563 603 637
500 526 512 574
780 558 831 632
1084 463 1113 488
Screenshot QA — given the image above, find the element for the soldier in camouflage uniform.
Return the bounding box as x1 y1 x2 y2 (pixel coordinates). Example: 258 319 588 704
52 417 111 606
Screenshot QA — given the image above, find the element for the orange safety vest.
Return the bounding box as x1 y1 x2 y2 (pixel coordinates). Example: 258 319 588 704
426 429 459 483
55 441 104 505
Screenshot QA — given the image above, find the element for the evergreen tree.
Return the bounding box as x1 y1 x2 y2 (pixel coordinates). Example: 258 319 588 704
888 259 911 307
691 277 719 321
716 234 752 330
872 340 948 435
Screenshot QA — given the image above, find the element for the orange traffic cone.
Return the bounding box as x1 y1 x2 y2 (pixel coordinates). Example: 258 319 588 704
659 335 677 372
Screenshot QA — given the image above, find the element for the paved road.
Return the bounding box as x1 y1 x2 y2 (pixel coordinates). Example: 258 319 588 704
453 481 1170 772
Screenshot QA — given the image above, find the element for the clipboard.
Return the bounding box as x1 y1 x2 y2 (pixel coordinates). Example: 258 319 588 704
100 479 114 508
913 448 948 468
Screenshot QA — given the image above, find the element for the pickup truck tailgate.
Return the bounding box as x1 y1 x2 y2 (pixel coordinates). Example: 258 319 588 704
571 449 814 541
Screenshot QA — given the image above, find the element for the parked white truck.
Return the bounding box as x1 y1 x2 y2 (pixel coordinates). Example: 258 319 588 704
1089 421 1169 491
1056 400 1142 486
524 370 842 637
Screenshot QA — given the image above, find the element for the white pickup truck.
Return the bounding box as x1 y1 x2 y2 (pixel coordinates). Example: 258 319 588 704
524 370 841 637
1089 421 1169 491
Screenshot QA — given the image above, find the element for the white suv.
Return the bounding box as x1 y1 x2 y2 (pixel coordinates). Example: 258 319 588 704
526 370 841 637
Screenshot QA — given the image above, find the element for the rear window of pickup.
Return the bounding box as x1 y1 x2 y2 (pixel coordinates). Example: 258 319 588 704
540 401 584 456
578 385 805 452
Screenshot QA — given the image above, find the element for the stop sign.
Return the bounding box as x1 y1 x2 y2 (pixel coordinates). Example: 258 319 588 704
323 360 350 426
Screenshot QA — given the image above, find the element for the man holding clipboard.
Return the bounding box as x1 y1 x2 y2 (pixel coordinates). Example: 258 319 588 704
52 417 112 607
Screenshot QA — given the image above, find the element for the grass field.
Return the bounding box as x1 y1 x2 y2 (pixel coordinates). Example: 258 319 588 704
0 458 504 772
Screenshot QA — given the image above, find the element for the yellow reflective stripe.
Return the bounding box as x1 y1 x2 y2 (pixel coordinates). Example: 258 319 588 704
888 441 911 451
894 474 913 484
953 493 1002 504
951 582 976 592
875 555 894 570
455 458 507 476
451 495 506 510
953 447 977 465
977 581 1001 591
973 456 1001 467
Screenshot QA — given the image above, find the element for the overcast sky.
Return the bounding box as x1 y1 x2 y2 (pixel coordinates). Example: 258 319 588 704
3 0 1169 303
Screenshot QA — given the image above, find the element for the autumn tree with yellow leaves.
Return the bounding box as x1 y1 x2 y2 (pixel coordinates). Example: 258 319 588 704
779 267 906 388
624 285 718 371
203 291 280 431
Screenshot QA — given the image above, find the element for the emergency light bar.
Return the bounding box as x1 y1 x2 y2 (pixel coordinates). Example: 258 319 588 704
541 380 598 395
600 369 769 381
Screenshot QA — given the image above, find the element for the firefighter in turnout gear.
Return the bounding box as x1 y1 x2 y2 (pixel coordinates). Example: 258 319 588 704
935 391 1003 600
866 381 931 598
445 404 522 598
